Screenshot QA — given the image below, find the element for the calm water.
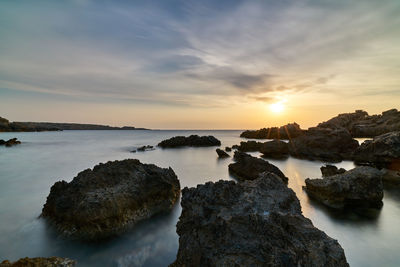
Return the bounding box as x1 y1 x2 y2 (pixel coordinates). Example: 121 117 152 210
0 130 399 267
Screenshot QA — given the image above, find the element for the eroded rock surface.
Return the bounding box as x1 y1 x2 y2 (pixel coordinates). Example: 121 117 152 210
305 166 383 209
240 123 304 139
41 159 180 240
228 151 288 183
0 257 75 267
288 127 359 162
353 131 400 170
170 173 349 267
158 135 221 148
321 165 346 177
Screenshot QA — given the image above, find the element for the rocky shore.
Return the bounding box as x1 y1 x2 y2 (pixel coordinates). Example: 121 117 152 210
171 173 349 266
158 135 221 148
41 159 180 240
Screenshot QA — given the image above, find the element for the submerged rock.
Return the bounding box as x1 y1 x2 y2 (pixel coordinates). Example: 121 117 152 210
353 131 400 170
240 122 304 139
0 257 75 266
304 166 383 209
321 165 346 177
41 159 180 240
0 138 21 147
288 127 359 162
170 173 349 267
158 135 221 148
318 109 400 138
259 140 289 158
216 148 229 158
228 151 288 183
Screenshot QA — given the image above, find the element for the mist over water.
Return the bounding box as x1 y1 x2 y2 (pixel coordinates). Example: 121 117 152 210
0 130 399 266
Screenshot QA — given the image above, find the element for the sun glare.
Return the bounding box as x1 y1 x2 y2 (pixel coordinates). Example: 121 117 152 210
270 102 284 113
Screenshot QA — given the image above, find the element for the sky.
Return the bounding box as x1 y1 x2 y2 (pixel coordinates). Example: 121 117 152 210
0 0 399 129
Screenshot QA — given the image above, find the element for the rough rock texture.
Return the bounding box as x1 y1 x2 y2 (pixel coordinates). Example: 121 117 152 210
216 148 229 158
304 166 384 209
235 141 264 152
320 165 346 177
228 151 288 183
288 127 359 162
41 159 180 240
158 135 221 148
0 138 21 147
353 131 400 170
225 146 232 152
0 257 75 267
318 109 400 137
240 122 304 139
170 173 349 267
259 140 289 158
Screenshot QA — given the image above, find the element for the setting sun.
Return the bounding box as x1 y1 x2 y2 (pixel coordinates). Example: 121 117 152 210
270 102 285 113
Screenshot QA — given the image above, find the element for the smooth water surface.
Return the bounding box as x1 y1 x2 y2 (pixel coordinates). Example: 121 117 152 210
0 130 399 266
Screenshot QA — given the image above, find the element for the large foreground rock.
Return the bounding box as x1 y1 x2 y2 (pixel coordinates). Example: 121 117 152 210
158 135 221 148
318 109 400 137
41 159 180 240
228 151 288 183
0 257 75 266
288 127 359 162
240 122 304 139
170 173 349 267
304 166 383 209
353 131 400 170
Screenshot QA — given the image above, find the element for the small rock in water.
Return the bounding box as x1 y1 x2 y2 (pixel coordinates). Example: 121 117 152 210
216 148 229 158
158 135 221 148
225 146 232 152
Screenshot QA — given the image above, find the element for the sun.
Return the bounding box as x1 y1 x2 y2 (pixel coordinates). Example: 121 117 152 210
270 102 285 113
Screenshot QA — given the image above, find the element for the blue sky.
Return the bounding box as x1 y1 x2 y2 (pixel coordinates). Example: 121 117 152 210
1 0 399 129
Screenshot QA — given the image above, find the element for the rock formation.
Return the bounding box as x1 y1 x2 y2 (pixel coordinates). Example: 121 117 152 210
0 257 75 266
259 140 289 158
0 138 21 147
228 151 288 183
170 173 349 267
320 165 346 177
158 135 221 148
353 131 400 170
288 127 359 162
318 109 400 137
216 148 229 158
240 122 304 139
225 146 232 152
234 141 264 152
41 159 180 240
304 166 384 209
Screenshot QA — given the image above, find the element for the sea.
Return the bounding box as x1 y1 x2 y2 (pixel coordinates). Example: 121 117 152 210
0 130 399 266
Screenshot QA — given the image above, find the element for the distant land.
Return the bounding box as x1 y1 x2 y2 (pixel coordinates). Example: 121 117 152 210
0 116 149 132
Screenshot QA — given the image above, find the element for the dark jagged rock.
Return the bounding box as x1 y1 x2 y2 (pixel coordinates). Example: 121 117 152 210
0 138 21 147
321 165 346 177
288 127 359 162
170 173 349 267
259 140 289 158
225 146 232 152
216 148 229 158
158 135 221 148
353 131 400 171
318 109 400 137
41 159 180 240
240 122 304 139
0 257 75 266
228 151 288 183
304 166 384 209
235 141 264 152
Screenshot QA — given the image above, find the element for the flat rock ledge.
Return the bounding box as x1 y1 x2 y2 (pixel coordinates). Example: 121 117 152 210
0 257 75 267
305 166 384 209
41 159 180 240
228 151 288 183
158 135 221 148
170 173 349 267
